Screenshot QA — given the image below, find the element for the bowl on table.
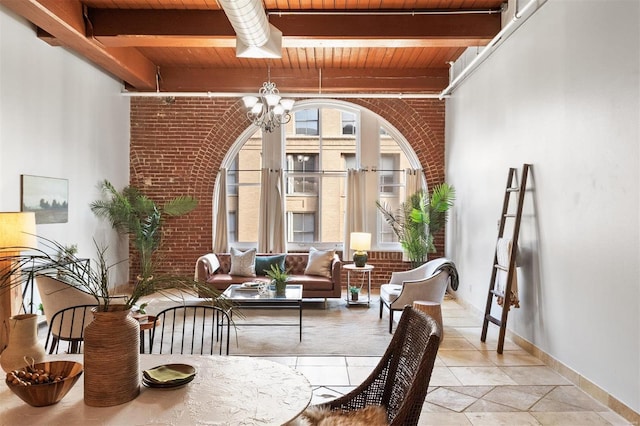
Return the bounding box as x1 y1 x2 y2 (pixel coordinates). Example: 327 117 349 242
4 360 83 407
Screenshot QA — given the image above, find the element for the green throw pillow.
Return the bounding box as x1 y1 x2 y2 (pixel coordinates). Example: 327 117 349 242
255 254 286 276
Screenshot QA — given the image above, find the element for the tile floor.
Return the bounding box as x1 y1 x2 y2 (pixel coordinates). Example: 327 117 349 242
257 297 633 425
35 293 634 425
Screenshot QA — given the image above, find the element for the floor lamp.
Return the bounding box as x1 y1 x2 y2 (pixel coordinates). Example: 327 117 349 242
0 212 37 352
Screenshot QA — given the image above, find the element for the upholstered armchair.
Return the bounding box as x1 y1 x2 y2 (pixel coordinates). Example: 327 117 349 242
379 258 458 333
36 276 126 353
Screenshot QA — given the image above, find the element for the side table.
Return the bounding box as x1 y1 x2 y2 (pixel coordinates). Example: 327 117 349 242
412 300 444 339
133 314 160 353
344 264 374 307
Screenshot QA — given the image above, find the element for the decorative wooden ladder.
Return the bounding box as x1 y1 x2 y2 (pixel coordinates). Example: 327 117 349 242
481 164 531 353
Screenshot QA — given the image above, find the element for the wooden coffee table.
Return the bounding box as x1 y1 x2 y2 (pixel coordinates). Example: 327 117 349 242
221 284 304 341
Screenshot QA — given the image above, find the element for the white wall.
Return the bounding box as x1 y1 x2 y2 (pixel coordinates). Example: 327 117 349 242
0 7 130 289
446 0 639 413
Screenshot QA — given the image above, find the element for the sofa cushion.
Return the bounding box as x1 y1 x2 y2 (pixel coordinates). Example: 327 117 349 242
380 284 403 304
304 247 335 278
255 254 286 276
229 247 256 277
288 275 333 291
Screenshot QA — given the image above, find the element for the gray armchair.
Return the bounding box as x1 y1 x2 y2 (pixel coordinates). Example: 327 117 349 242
379 258 457 333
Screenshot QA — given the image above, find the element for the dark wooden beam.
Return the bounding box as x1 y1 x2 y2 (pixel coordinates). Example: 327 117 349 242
154 67 449 93
2 0 157 90
89 9 500 48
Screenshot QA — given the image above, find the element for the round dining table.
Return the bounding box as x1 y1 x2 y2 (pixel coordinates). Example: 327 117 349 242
0 354 312 426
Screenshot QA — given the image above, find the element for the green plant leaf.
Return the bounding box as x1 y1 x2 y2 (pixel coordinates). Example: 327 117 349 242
376 183 454 265
163 196 198 216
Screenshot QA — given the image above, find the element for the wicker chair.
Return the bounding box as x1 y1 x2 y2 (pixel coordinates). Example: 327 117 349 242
313 305 441 426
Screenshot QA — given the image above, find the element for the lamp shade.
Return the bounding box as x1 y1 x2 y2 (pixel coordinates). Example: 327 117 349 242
350 232 371 267
350 232 371 251
0 212 37 251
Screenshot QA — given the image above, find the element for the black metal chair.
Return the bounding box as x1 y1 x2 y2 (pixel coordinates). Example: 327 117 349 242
149 304 230 355
306 305 441 426
45 304 97 354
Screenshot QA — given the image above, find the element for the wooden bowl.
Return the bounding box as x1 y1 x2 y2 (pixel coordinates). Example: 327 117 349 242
4 361 83 407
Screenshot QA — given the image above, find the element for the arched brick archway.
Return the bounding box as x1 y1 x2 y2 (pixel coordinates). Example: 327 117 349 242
130 96 445 277
348 98 445 189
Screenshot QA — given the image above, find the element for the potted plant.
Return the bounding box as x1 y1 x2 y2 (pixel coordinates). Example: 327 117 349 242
349 286 361 301
0 236 228 312
89 179 199 305
265 264 289 296
377 183 455 268
0 236 231 407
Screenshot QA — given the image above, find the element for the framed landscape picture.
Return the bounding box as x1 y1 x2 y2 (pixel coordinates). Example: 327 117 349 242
21 175 69 224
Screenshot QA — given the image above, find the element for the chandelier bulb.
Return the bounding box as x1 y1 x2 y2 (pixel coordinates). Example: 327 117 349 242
244 78 295 132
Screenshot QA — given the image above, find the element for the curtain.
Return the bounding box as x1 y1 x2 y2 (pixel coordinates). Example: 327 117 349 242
405 168 424 196
258 168 286 253
344 169 367 260
212 168 228 253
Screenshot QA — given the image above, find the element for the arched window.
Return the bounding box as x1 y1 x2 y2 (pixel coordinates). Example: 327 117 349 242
221 100 424 251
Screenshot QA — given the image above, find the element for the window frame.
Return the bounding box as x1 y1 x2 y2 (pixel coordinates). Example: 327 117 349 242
341 111 357 136
294 109 320 136
218 100 424 252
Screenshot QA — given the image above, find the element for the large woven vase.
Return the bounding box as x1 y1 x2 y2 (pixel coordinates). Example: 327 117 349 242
0 314 45 373
83 305 140 406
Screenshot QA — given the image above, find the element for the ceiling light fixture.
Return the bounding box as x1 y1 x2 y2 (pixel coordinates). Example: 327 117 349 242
242 70 295 133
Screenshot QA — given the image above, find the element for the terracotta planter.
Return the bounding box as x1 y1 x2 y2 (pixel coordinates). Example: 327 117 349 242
83 305 140 406
1 314 45 373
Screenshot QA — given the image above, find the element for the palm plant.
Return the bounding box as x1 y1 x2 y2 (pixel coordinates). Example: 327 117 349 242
90 180 198 281
377 183 455 268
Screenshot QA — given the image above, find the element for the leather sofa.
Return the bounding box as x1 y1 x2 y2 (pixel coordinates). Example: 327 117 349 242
196 252 342 299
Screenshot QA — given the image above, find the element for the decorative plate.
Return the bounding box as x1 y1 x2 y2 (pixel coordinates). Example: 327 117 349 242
142 364 196 385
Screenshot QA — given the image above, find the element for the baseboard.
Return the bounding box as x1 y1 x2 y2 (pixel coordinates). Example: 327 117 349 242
453 297 639 425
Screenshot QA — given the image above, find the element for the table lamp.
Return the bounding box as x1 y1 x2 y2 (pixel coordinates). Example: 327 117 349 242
350 232 371 268
0 212 37 351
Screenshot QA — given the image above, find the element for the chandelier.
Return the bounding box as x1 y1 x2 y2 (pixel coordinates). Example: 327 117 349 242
242 76 294 133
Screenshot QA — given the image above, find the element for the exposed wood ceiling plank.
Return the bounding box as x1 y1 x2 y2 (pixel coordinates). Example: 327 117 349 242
155 67 449 92
4 0 505 93
87 9 500 48
2 0 157 90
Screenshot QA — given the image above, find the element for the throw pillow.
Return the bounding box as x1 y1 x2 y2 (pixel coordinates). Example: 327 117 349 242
304 247 335 278
255 254 287 276
229 247 256 277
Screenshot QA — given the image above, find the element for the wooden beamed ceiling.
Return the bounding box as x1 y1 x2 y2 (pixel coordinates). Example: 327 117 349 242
1 0 504 94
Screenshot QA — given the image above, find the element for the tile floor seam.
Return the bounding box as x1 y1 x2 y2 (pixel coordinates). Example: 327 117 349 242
35 292 635 425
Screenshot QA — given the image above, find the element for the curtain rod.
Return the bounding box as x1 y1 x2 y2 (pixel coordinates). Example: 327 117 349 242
224 169 415 173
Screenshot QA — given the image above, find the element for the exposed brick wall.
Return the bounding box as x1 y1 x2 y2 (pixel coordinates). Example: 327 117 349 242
130 97 446 280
